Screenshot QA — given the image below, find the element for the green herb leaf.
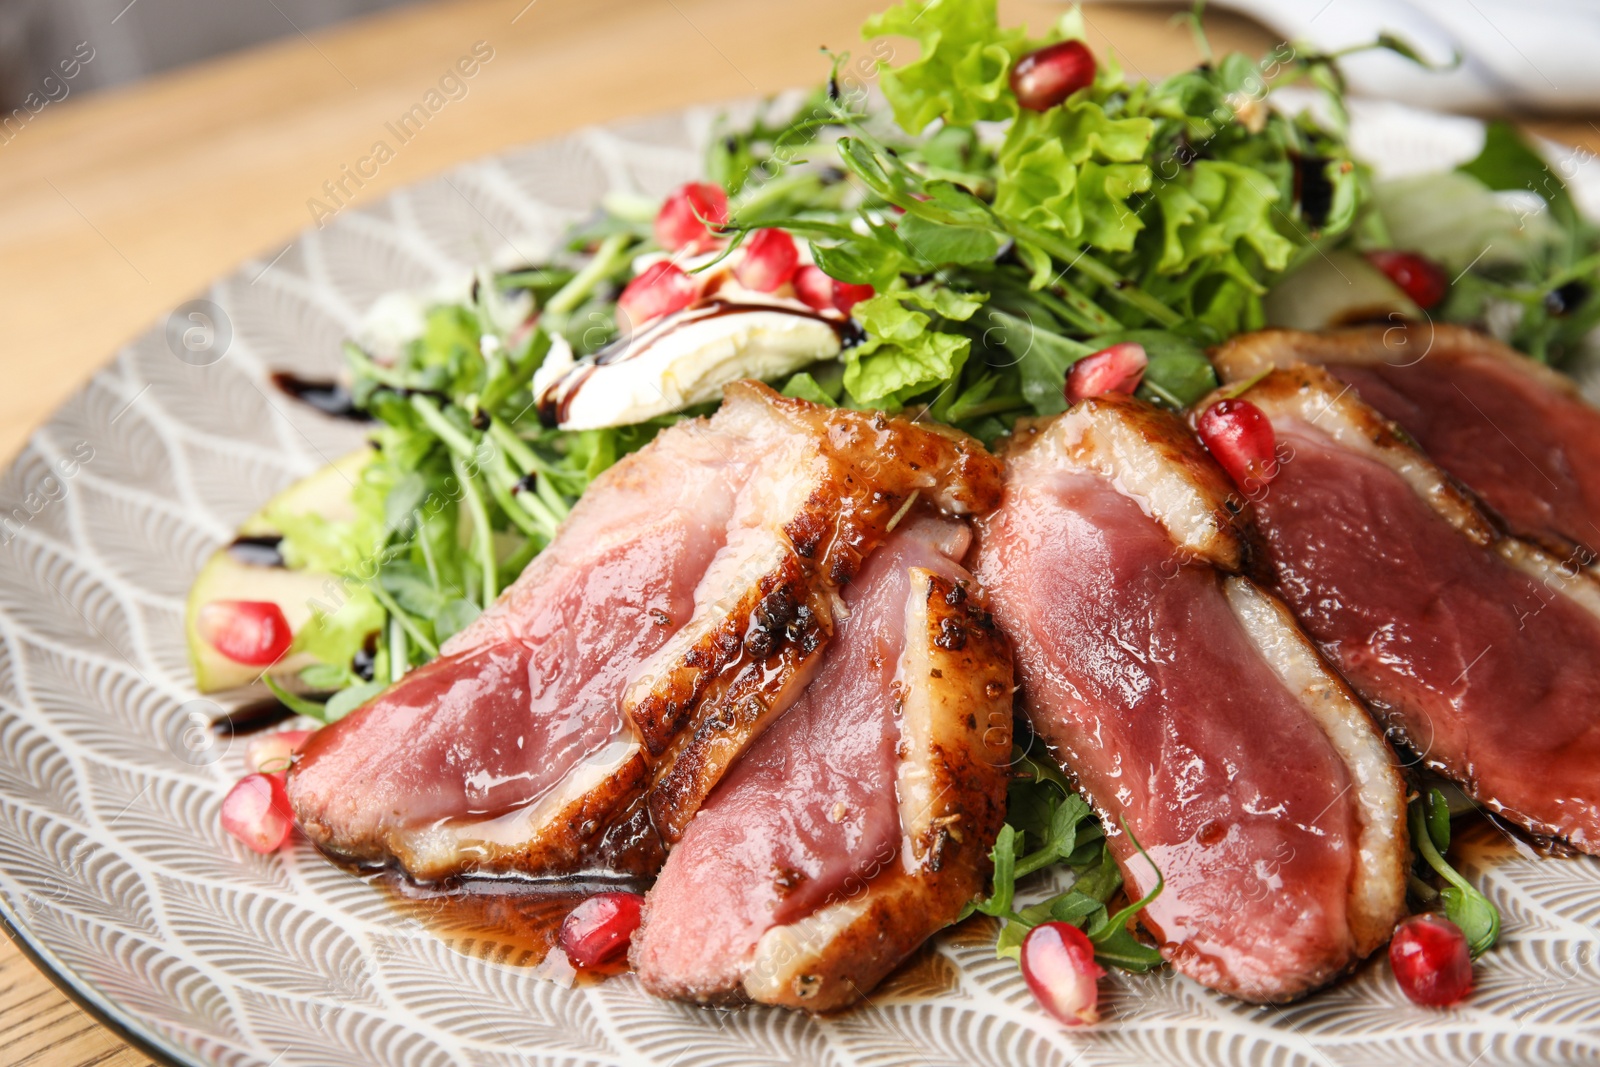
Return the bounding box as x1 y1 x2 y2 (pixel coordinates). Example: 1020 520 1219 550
264 675 330 724
1459 121 1577 226
1409 792 1500 957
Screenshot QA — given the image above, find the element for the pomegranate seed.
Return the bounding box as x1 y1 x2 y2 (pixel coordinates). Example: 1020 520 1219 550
793 265 837 312
220 772 294 854
1197 399 1279 490
1010 40 1097 112
198 600 293 666
1066 342 1148 403
1021 921 1105 1025
791 266 874 316
654 181 729 253
1390 913 1473 1006
831 281 875 315
246 729 314 779
558 891 645 969
735 229 800 292
617 262 698 330
1366 250 1448 309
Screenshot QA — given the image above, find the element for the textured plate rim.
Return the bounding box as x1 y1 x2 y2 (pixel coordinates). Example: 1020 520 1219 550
3 93 1599 1067
1 902 192 1067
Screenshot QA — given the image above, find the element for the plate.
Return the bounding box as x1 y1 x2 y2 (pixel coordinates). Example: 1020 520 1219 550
3 99 1600 1067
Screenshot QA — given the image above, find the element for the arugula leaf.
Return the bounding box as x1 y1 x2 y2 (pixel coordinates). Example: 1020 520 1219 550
1090 329 1218 409
964 739 1163 973
1459 121 1577 226
897 212 1005 265
861 0 1027 133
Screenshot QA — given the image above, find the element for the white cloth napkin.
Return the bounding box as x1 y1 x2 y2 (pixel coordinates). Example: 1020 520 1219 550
1172 0 1600 114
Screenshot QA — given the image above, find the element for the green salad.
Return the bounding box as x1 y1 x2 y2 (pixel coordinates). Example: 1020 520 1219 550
200 0 1580 972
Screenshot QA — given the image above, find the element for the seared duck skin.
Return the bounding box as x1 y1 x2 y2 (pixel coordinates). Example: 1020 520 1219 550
974 396 1407 1003
1215 364 1600 854
630 515 1012 1011
288 382 1001 881
1213 323 1600 567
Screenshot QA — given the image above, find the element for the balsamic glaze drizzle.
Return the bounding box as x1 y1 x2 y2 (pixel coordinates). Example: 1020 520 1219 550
271 372 373 422
225 534 287 568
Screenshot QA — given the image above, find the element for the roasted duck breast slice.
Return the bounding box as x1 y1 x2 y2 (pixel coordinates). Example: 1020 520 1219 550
974 396 1407 1003
1213 324 1600 565
631 515 1012 1011
287 382 1000 881
1219 365 1600 854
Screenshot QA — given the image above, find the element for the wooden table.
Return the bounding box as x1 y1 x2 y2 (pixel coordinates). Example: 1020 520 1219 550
0 1 1594 1063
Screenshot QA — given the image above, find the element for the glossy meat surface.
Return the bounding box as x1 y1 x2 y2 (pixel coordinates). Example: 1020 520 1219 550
289 382 1003 881
288 414 741 877
977 460 1369 1001
1211 324 1600 562
1329 353 1600 560
1257 417 1600 851
633 516 1011 1008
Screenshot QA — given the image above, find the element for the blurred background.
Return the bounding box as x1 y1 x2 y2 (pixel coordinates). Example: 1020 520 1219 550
0 0 416 105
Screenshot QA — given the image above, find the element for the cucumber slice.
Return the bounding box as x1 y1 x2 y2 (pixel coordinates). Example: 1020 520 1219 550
1263 250 1422 331
186 449 373 694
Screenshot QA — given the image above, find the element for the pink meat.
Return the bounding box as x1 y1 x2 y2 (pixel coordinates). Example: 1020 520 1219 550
1256 420 1600 850
632 516 969 1000
976 468 1362 999
288 425 743 862
1329 355 1600 560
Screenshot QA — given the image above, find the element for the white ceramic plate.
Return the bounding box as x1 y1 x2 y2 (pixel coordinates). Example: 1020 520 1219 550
2 99 1599 1067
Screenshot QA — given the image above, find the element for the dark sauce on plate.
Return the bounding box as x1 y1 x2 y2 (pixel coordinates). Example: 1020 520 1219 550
362 864 646 977
225 534 287 568
271 372 373 422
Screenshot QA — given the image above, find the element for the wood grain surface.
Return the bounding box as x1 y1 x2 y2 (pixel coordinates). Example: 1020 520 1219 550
0 1 1594 1063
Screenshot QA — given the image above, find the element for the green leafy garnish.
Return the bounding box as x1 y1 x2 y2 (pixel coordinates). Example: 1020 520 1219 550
965 745 1164 972
242 0 1569 986
1409 789 1501 958
862 0 1028 133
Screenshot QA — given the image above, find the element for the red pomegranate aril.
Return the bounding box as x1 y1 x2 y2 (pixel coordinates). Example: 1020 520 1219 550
831 281 875 315
1366 250 1449 309
1066 342 1148 403
1390 913 1473 1006
793 265 837 312
654 181 729 252
220 772 294 854
790 266 874 315
1010 40 1097 112
558 891 645 969
1197 399 1279 490
247 729 315 778
198 600 293 667
735 228 800 292
617 261 698 331
1021 921 1105 1025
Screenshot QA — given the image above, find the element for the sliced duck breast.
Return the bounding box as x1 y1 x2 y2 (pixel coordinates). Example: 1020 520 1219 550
631 514 1013 1011
1213 324 1600 565
1216 364 1600 854
974 396 1407 1003
288 382 1000 881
